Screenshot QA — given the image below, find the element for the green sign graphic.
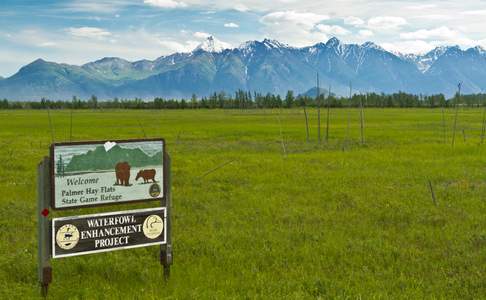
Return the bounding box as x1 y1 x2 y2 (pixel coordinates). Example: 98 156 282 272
51 139 165 209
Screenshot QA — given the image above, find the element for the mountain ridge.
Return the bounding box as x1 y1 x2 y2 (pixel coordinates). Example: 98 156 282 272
65 145 163 172
1 36 486 100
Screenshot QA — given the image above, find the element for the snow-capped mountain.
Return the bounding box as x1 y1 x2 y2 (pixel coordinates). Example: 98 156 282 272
193 36 232 53
1 36 486 100
403 46 450 72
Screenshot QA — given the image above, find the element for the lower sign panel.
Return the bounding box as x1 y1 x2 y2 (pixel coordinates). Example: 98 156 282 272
52 207 166 258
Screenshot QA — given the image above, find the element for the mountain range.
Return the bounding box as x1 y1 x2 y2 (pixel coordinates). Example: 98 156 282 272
65 145 162 172
1 36 486 101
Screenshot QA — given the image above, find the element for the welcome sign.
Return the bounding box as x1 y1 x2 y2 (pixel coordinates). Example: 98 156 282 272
37 138 173 296
50 139 165 209
52 207 166 258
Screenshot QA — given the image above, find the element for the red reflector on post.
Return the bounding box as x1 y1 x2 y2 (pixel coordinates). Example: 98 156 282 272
41 209 49 217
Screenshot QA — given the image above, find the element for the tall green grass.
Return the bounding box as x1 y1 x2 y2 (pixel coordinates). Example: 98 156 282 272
0 108 485 299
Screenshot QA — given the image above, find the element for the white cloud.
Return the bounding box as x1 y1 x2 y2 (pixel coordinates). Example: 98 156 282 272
411 14 454 21
39 42 56 47
381 35 479 55
315 24 350 36
157 40 194 52
381 40 435 54
193 31 211 39
443 37 476 48
344 16 364 27
259 10 330 46
398 26 479 50
62 0 125 13
400 26 458 40
260 11 329 30
11 27 198 62
224 22 239 28
462 10 486 16
406 4 437 10
144 0 187 9
2 29 58 49
358 30 374 38
479 39 486 48
67 27 111 39
233 4 249 12
367 16 407 30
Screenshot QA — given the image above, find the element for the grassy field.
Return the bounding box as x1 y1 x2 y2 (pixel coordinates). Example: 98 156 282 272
0 108 485 299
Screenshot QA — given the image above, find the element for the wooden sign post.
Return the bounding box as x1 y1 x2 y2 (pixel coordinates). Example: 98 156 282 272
37 139 172 296
37 157 52 296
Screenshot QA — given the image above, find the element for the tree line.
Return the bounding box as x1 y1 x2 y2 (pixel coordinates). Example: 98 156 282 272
1 90 486 109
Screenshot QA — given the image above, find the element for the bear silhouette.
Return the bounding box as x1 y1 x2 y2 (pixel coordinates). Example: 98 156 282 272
115 162 131 186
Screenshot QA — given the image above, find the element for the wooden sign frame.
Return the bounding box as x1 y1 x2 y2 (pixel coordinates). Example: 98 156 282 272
37 139 173 297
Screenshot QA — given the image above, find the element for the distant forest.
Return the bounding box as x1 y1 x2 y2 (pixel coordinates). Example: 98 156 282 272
1 90 486 109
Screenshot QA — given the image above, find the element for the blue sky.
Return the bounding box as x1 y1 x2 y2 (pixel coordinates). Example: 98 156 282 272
1 0 486 77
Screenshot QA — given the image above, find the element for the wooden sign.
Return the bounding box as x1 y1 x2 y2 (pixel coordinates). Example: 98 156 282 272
37 139 173 296
52 207 166 258
50 139 165 209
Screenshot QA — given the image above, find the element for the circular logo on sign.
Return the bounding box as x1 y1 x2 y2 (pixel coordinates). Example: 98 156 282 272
143 215 164 239
56 224 80 250
149 183 161 198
